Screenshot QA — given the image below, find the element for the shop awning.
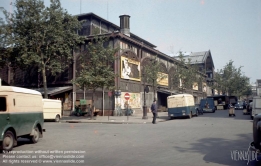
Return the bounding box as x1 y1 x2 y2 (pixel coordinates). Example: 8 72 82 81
157 89 177 95
32 86 72 96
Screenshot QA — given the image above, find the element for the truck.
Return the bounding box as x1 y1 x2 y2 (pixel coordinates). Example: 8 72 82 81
251 96 261 120
207 95 238 110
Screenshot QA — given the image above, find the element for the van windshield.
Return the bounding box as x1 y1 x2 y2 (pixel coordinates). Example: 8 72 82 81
0 97 7 111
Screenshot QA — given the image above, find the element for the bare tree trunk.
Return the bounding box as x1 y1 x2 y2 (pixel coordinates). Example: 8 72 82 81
91 89 96 120
42 63 47 98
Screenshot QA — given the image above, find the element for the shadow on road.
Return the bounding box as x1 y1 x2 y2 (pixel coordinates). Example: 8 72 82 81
199 110 253 121
174 133 261 166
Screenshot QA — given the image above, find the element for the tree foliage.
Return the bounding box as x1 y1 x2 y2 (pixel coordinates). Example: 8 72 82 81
212 60 252 98
74 34 119 118
142 56 167 100
1 0 84 97
171 52 201 93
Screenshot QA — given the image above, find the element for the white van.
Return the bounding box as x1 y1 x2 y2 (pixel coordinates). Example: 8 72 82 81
251 96 261 119
167 94 197 119
0 86 44 151
42 99 62 122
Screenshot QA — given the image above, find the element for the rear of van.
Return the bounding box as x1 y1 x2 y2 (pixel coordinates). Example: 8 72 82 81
167 94 196 119
43 99 62 122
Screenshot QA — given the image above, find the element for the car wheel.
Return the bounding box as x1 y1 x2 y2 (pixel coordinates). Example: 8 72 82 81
2 131 15 151
55 115 60 122
30 127 40 143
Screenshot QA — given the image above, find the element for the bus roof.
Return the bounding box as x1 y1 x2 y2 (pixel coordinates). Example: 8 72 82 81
0 86 41 95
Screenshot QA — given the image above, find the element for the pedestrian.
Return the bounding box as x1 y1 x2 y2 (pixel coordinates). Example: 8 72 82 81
151 99 157 124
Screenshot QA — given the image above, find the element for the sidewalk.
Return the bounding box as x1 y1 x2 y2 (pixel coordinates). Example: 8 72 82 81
60 112 169 124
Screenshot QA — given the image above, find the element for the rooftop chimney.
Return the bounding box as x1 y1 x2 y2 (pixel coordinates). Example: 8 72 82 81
119 15 130 37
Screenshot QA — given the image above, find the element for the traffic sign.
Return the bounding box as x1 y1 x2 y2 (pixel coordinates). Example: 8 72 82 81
124 93 130 100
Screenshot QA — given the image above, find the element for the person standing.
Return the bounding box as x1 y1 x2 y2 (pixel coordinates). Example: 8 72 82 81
151 99 158 124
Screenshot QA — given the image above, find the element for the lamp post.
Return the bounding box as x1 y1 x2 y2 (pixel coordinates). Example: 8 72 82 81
142 72 149 119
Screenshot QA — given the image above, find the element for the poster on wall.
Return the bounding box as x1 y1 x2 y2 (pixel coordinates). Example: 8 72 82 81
157 72 168 86
121 56 141 81
193 82 198 90
203 82 207 92
120 92 141 109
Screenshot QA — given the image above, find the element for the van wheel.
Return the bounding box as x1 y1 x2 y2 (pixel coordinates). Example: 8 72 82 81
55 115 60 122
30 127 40 143
2 131 15 151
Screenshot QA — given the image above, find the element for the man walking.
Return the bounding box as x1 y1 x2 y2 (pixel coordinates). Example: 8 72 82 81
151 99 157 124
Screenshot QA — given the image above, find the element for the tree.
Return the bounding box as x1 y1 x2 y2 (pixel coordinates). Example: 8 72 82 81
170 52 201 93
2 0 84 98
211 60 251 98
142 56 167 100
74 34 119 119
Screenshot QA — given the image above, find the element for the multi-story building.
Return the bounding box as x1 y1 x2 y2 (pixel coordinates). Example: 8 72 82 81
178 51 215 96
0 13 208 115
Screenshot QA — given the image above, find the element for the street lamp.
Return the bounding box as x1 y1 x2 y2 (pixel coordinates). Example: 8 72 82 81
142 73 149 119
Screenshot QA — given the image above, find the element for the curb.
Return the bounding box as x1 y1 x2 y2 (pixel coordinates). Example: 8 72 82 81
60 119 168 124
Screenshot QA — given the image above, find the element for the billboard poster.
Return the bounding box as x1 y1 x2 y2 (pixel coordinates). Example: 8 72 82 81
203 82 207 92
121 56 141 81
157 72 169 86
193 82 198 90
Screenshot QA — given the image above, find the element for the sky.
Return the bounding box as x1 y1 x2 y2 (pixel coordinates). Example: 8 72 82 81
0 0 260 84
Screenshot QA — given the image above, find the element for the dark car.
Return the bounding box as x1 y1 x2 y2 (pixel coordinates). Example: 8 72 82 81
235 104 243 110
250 114 261 151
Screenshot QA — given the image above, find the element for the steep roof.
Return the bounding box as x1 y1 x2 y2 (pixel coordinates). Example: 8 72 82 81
75 12 156 48
175 50 215 69
183 51 209 64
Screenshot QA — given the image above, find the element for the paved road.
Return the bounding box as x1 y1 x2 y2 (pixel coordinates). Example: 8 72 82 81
1 109 260 166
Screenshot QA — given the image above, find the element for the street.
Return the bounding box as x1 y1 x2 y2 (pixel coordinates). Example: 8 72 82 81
1 109 260 166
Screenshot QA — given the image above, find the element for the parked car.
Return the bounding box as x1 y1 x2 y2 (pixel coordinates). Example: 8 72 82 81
235 103 243 110
250 113 261 152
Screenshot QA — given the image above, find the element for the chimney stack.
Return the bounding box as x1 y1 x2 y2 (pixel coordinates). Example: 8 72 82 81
119 15 130 37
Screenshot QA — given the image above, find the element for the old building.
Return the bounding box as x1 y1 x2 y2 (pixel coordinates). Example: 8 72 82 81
0 13 208 116
178 50 215 96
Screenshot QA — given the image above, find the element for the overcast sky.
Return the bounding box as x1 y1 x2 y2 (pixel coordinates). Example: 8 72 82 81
1 0 260 84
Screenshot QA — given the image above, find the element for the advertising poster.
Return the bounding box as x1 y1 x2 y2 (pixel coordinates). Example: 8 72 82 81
121 56 141 81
